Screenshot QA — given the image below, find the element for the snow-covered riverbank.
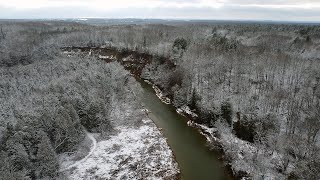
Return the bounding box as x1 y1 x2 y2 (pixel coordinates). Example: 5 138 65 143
60 111 179 180
188 119 288 179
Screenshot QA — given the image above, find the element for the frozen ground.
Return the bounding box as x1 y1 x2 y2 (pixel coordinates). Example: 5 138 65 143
60 116 179 180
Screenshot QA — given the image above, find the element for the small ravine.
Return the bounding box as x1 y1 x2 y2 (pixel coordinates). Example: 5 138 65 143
139 80 233 180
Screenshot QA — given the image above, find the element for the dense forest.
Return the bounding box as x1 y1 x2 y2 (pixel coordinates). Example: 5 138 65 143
0 21 319 179
0 22 145 179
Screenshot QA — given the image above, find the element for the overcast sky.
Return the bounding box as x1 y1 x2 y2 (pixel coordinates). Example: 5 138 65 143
0 0 320 21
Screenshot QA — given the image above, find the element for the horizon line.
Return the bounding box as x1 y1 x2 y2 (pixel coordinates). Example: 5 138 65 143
0 18 320 24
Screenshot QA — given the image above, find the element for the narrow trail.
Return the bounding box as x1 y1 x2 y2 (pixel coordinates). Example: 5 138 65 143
60 130 97 172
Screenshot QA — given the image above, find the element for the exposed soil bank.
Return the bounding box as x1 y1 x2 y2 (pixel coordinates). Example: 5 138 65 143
61 46 173 77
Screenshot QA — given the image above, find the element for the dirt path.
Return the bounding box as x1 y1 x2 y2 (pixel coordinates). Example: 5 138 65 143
60 130 97 172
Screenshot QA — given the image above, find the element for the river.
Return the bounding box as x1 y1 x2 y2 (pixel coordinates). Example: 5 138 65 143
140 80 233 180
61 47 233 179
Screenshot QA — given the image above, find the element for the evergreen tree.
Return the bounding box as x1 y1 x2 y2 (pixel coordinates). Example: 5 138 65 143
35 134 59 179
190 89 198 111
172 38 188 51
221 101 233 127
306 35 311 43
233 115 256 143
0 152 31 180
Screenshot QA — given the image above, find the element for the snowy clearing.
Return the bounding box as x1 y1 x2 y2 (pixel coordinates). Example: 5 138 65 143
60 118 179 180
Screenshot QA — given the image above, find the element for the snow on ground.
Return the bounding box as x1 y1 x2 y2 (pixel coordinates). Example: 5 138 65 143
60 131 97 172
61 117 179 180
188 119 286 179
98 55 117 60
215 123 287 179
176 105 198 118
153 85 171 104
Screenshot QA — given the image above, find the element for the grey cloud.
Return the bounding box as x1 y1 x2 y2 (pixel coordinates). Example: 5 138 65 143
0 6 101 19
225 0 319 5
0 1 319 21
